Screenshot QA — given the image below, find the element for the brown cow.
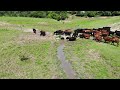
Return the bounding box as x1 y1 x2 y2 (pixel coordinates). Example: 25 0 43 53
103 36 112 43
64 29 73 36
94 31 102 42
94 34 102 42
103 36 119 46
83 33 90 39
111 36 119 47
101 29 109 37
83 29 93 36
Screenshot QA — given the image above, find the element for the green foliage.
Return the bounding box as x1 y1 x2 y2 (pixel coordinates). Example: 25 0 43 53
0 11 68 21
86 11 98 17
1 11 120 20
76 11 86 17
29 11 47 18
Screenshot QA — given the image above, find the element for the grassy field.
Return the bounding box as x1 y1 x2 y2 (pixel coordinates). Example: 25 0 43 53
64 39 120 79
0 29 66 79
0 16 120 32
0 16 120 79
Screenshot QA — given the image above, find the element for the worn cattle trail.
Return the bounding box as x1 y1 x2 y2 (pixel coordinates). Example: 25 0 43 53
57 41 76 79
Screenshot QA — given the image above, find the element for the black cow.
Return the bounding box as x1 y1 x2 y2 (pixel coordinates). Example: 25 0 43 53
67 37 76 41
61 37 64 40
115 30 120 37
54 30 64 35
33 28 36 34
40 30 46 36
109 31 115 36
74 29 84 36
103 27 111 32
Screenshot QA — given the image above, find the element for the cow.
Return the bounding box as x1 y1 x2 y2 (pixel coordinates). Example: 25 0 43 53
40 30 46 36
67 37 76 41
115 30 120 37
103 36 112 43
111 36 119 47
66 37 70 40
74 29 84 34
61 37 64 40
54 30 64 35
103 36 119 46
64 29 73 36
83 29 93 36
72 32 78 38
33 28 36 34
103 27 111 32
82 33 90 39
109 31 115 36
79 33 84 38
93 31 102 42
101 30 109 37
94 35 102 42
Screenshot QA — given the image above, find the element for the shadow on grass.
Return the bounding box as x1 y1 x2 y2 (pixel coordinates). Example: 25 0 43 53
20 55 29 61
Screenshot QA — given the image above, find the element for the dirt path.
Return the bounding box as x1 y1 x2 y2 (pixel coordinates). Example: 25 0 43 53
107 22 120 31
57 41 76 79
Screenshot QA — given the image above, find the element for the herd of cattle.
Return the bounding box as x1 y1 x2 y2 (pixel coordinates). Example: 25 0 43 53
33 28 46 36
33 27 120 47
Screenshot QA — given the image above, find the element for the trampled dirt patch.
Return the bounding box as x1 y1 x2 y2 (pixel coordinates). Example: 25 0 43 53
107 22 120 31
16 31 56 45
0 21 11 26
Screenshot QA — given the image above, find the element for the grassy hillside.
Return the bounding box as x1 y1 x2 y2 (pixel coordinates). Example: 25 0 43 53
0 16 120 32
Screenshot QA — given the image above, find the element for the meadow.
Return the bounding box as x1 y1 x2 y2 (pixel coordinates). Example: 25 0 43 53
0 16 120 79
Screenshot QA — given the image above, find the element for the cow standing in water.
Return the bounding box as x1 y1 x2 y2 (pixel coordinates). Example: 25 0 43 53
33 28 36 34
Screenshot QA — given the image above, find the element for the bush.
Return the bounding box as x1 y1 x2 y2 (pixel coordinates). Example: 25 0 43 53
47 11 68 21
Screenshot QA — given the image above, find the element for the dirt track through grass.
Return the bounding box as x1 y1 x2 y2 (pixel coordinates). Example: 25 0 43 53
57 41 76 79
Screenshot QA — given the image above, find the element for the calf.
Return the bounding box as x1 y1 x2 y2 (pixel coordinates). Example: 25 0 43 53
40 30 46 36
33 28 36 34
